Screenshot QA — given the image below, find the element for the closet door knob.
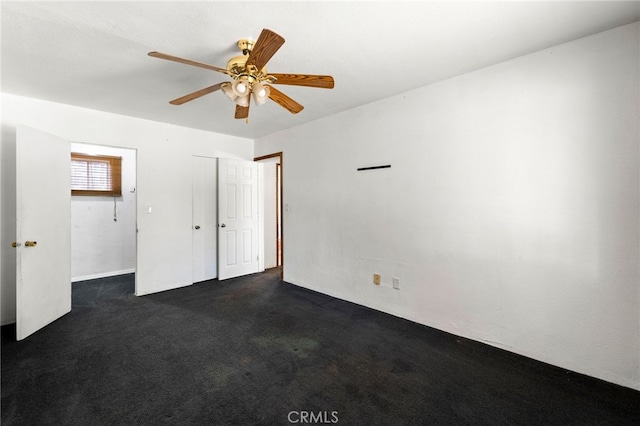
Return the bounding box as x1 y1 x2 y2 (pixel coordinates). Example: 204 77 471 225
194 225 201 230
220 224 226 228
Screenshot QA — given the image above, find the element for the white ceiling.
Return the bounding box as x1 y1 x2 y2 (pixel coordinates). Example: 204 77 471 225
2 1 639 140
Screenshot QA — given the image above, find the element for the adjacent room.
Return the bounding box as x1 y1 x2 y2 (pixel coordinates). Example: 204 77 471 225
1 1 639 424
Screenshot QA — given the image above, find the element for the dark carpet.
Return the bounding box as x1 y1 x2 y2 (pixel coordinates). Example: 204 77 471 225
2 269 639 425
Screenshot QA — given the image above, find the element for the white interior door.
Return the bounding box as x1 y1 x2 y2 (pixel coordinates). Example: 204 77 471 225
16 125 71 340
192 156 218 283
217 158 261 280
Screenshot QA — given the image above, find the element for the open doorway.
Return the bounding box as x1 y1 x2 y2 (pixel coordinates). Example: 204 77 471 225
255 152 283 278
70 143 137 304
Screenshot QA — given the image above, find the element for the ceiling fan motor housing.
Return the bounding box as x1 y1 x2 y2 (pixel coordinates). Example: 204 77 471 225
226 39 268 81
226 55 250 76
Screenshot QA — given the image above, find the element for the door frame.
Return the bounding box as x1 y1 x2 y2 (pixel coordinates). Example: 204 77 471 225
254 152 283 280
69 142 138 293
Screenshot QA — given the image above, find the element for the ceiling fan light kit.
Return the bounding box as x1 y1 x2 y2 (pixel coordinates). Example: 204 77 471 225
221 82 237 101
231 78 250 97
148 29 335 122
252 83 271 105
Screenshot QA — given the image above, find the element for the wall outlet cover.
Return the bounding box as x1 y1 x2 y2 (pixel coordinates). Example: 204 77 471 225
393 277 400 290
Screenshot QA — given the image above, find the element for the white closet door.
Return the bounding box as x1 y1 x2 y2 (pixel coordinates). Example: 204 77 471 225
192 156 218 283
217 159 260 280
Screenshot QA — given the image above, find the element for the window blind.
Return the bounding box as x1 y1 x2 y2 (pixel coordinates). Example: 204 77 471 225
70 153 122 196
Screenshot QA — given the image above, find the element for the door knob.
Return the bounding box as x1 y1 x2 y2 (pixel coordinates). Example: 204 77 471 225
220 223 226 228
11 241 21 248
194 225 201 230
25 241 37 247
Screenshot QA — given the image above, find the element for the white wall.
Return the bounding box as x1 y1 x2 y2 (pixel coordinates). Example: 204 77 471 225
1 95 253 324
70 143 137 281
255 23 640 390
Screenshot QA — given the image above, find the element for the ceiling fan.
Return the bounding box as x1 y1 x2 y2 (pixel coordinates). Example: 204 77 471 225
148 29 335 121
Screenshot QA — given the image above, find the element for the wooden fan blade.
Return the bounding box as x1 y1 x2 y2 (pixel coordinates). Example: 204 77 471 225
235 98 250 120
246 29 285 71
169 83 225 105
267 85 304 114
148 51 228 74
270 74 335 89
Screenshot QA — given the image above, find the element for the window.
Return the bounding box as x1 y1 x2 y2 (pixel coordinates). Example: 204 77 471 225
71 152 122 196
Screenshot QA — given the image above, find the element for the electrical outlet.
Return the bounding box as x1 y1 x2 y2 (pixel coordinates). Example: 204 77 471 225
373 274 381 285
393 277 400 290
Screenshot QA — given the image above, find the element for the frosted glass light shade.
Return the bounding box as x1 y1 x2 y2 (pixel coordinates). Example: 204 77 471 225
252 83 270 105
235 95 250 107
232 79 250 97
221 83 237 101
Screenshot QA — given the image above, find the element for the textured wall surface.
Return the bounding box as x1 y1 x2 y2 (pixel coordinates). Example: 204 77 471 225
255 23 640 390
